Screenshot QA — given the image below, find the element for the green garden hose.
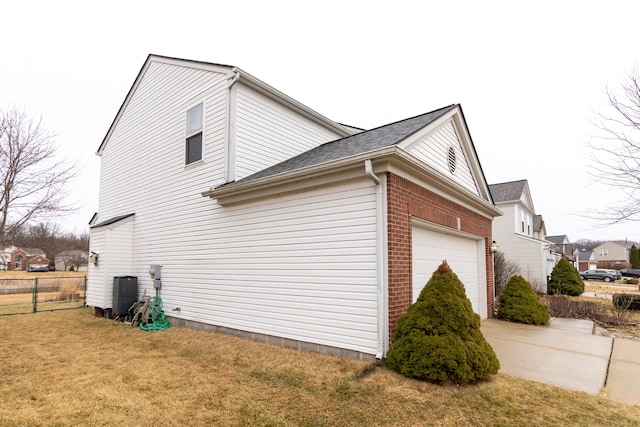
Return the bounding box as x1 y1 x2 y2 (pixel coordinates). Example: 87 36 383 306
139 295 171 331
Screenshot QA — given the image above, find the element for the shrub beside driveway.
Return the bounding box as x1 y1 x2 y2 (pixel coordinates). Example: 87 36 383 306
1 309 640 426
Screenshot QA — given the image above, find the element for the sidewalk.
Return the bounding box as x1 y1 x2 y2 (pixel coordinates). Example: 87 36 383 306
607 338 640 405
482 318 612 395
482 317 640 404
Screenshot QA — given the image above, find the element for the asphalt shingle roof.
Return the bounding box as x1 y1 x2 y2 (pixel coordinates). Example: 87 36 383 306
218 104 457 188
546 235 569 245
90 213 135 229
533 214 543 232
488 180 527 203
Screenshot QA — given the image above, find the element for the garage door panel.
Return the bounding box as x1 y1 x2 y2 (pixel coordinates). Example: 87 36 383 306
412 226 480 314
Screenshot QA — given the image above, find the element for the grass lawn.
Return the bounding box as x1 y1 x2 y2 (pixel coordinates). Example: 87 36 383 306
1 309 640 426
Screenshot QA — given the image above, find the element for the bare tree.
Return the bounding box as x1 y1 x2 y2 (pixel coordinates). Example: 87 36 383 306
0 108 76 244
494 251 520 297
588 68 640 224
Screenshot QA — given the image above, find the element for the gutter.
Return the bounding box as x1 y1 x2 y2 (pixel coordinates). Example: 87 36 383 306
202 146 398 200
224 69 240 182
365 159 388 360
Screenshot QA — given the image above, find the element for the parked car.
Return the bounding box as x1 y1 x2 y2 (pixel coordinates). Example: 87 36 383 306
620 268 640 278
579 269 620 282
28 266 49 272
606 269 622 280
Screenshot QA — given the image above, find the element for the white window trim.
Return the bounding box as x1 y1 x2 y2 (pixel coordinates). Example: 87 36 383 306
185 102 204 167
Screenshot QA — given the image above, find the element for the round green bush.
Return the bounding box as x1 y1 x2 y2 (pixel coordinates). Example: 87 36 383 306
548 258 584 296
386 262 500 384
497 275 550 325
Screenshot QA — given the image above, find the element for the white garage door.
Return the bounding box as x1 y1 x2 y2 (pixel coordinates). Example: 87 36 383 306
412 225 484 315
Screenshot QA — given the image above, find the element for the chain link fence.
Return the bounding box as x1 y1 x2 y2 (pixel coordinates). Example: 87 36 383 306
0 276 86 315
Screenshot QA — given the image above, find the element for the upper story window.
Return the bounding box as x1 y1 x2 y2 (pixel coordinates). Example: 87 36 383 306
598 249 608 257
186 103 203 165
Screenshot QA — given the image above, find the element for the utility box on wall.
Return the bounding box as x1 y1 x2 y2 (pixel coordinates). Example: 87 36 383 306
112 276 138 318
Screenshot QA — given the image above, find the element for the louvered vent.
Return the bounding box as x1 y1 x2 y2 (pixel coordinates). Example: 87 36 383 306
447 146 456 174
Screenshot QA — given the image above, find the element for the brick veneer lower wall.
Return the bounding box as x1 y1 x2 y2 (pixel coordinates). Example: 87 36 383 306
386 173 495 344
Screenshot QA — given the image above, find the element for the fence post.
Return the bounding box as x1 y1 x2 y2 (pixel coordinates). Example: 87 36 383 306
33 278 38 313
83 275 87 306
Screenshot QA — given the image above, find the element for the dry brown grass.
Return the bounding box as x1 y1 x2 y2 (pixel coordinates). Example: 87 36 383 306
584 280 640 297
1 309 640 426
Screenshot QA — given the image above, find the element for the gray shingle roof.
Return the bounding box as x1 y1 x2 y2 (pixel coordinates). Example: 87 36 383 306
578 249 593 259
546 235 569 245
218 104 457 188
90 213 135 229
533 214 543 232
488 180 527 203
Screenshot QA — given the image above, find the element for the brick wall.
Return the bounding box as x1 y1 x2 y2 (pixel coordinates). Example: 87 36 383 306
386 173 494 343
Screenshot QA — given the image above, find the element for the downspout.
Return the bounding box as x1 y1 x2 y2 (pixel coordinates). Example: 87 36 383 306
365 159 387 359
224 69 240 183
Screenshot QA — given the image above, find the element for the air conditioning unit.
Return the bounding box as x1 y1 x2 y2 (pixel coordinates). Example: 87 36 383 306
112 276 137 318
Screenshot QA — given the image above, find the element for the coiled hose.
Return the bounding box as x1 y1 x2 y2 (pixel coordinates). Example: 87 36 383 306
139 295 171 331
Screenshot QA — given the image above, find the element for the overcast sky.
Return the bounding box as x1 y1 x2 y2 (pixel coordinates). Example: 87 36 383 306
2 1 639 243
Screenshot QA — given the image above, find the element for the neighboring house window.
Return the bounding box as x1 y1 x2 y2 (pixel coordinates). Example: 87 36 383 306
15 255 22 269
598 250 608 257
185 103 203 164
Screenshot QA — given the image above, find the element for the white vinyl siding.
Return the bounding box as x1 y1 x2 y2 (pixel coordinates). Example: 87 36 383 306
86 228 106 308
492 204 550 287
87 218 134 309
117 179 378 355
234 84 344 180
98 61 228 223
161 179 378 354
408 120 479 195
92 57 381 354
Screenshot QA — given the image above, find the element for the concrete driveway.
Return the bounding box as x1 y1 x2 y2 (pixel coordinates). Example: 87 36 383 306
482 317 640 404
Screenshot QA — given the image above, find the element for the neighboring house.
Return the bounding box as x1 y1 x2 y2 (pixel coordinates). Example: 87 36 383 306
593 241 637 268
577 249 597 271
87 54 501 359
0 246 49 271
546 235 574 259
489 179 556 290
546 234 580 267
55 250 89 272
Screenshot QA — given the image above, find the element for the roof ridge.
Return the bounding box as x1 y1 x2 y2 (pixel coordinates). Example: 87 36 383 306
318 104 457 148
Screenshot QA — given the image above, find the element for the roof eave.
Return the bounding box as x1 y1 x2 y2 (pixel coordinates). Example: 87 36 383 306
203 146 397 202
204 147 502 217
235 69 353 138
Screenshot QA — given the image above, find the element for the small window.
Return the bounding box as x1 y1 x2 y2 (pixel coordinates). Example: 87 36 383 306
447 146 456 174
186 103 203 164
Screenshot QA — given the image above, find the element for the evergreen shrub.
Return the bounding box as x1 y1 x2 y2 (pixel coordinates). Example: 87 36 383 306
386 261 499 384
497 275 550 325
548 258 584 296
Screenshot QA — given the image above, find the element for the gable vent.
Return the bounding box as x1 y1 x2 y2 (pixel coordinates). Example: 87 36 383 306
447 146 456 174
